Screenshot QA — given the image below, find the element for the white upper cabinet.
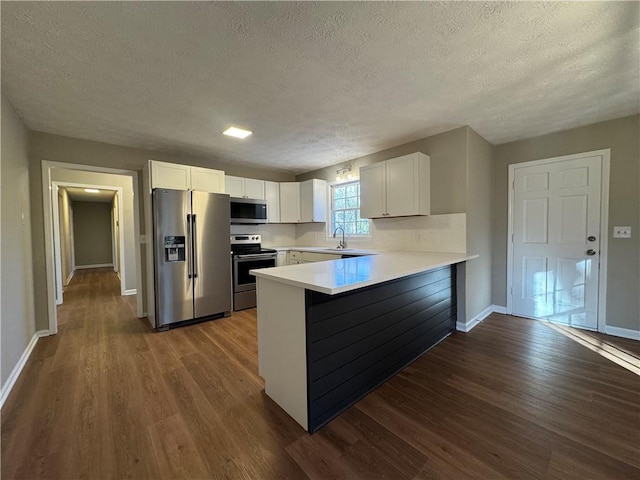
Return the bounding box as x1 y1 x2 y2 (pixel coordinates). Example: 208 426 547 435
300 179 327 223
279 180 327 223
190 166 225 193
264 181 280 223
150 160 225 193
225 176 245 197
359 161 386 218
279 182 301 223
360 152 430 218
150 161 191 191
225 175 266 199
244 178 265 199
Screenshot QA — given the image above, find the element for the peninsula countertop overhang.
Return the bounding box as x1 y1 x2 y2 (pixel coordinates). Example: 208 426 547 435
250 251 478 295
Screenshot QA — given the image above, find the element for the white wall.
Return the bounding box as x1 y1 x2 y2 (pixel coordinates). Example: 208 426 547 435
1 95 37 387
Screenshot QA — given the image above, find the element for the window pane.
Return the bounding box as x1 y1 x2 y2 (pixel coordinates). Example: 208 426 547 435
346 184 357 197
334 198 345 210
344 222 356 234
344 210 356 223
333 186 345 199
346 196 358 209
333 211 344 225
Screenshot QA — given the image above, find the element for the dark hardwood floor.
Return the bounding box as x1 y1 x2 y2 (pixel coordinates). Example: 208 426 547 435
2 268 639 479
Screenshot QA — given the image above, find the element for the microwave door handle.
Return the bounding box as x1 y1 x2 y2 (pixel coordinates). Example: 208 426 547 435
192 214 198 278
186 214 192 279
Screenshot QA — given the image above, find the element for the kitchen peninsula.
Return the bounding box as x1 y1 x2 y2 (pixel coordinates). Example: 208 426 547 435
251 251 477 433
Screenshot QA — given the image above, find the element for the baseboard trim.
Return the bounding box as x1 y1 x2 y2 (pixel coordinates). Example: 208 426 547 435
64 270 75 286
0 330 49 409
75 263 113 270
457 305 493 333
492 305 507 314
124 289 137 296
604 325 640 341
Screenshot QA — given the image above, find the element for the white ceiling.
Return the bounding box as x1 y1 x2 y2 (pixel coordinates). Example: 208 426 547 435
2 2 638 174
64 187 115 203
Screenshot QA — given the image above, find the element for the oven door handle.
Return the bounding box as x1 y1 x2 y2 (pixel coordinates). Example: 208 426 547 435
235 254 277 259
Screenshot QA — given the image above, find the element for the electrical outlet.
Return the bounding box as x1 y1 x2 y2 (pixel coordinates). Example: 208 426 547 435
613 226 631 238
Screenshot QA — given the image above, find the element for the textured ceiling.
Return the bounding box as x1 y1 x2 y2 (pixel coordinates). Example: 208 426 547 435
64 187 115 203
2 2 638 174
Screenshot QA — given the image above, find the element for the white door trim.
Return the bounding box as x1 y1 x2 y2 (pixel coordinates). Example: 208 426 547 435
507 149 610 333
52 182 125 301
42 161 143 335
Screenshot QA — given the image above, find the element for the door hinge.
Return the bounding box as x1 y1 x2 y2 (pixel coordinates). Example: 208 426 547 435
512 180 515 190
511 233 514 243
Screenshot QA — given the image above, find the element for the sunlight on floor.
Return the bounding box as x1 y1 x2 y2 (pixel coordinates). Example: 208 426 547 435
542 321 640 376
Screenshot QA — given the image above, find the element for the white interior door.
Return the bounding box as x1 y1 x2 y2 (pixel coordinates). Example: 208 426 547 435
512 154 602 329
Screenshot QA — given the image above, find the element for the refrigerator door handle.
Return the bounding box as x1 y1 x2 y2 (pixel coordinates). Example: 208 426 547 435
187 213 193 279
192 214 198 278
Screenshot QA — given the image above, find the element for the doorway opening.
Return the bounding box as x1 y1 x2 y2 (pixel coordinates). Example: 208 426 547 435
52 182 125 304
506 149 610 333
42 161 144 335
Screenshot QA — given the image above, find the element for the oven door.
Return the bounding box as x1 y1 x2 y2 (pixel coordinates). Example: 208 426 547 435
233 254 277 292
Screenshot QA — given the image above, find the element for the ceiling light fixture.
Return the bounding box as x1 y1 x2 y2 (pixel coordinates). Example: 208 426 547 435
223 126 252 139
336 165 353 182
84 188 100 193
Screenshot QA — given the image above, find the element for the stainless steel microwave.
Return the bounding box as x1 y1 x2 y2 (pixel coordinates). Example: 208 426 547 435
230 197 267 224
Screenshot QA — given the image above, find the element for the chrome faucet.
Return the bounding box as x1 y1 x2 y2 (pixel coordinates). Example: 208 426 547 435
332 226 346 249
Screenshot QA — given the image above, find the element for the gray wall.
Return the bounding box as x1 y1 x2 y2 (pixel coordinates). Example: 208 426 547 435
465 129 494 322
72 202 113 266
1 95 36 387
51 169 136 292
493 114 640 331
29 131 295 331
298 126 493 324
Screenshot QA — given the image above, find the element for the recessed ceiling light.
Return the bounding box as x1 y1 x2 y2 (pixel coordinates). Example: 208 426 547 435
84 188 100 193
223 126 252 139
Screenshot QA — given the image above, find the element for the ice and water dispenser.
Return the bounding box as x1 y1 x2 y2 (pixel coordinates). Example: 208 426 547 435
163 236 185 262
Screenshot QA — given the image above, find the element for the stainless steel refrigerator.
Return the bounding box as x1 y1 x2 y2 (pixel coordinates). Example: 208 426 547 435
153 189 232 329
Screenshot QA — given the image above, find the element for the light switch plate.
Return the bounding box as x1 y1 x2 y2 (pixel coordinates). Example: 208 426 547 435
613 226 631 238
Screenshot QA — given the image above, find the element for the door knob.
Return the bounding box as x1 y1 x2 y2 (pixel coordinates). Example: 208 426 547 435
586 249 597 256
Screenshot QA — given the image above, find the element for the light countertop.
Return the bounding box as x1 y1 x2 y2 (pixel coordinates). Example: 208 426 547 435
269 246 377 256
251 251 478 295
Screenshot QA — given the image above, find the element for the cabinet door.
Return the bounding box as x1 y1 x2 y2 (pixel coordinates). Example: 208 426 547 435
359 162 386 218
151 160 191 190
279 183 301 223
300 179 327 222
265 181 280 223
244 178 265 200
386 154 420 216
225 176 245 197
190 166 225 193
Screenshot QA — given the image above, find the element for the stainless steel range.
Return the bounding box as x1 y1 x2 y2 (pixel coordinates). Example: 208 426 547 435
231 234 277 311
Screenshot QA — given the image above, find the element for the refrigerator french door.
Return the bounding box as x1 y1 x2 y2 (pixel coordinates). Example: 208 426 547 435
153 189 231 328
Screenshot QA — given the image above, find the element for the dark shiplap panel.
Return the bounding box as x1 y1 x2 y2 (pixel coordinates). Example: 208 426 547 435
305 266 456 433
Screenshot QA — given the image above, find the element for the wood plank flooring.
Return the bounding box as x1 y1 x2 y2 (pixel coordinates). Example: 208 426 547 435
2 268 639 479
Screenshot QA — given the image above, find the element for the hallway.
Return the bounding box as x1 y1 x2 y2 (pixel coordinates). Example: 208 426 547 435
2 269 639 479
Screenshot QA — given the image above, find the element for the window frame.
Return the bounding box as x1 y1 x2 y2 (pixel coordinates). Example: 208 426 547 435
326 179 371 240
